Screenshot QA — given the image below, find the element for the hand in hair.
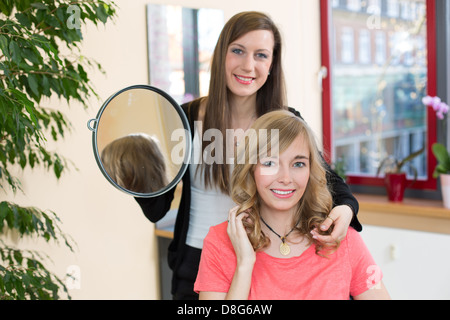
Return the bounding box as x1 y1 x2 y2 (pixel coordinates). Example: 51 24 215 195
227 206 256 267
311 204 353 245
222 206 255 300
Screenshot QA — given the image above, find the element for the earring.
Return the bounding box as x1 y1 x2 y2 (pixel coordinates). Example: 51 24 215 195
268 71 271 76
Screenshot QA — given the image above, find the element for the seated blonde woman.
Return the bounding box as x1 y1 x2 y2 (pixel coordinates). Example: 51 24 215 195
194 110 390 300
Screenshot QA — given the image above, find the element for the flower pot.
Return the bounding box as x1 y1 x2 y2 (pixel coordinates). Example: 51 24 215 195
439 174 450 209
384 173 407 202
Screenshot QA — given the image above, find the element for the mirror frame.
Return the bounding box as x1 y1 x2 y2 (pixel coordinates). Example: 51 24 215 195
87 84 191 198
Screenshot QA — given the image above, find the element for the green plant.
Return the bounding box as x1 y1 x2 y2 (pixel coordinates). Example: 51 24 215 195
422 96 450 179
1 0 116 299
376 147 425 178
332 157 347 181
431 143 450 178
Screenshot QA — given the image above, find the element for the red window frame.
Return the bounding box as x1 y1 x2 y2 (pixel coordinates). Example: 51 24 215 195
320 0 437 190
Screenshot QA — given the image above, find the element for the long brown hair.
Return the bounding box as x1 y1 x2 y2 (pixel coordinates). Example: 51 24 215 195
199 11 287 193
101 134 168 193
231 110 338 256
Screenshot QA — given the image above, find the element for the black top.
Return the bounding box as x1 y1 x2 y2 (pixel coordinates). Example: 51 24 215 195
135 99 362 294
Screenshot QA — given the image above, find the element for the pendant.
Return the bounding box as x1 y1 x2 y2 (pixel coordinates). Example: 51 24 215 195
279 241 290 256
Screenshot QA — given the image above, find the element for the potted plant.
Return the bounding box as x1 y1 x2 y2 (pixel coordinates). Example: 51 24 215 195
376 147 425 202
423 96 450 208
432 143 450 208
0 1 116 299
431 143 450 178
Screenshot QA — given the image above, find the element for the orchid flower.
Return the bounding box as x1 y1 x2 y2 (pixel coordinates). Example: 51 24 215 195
423 95 450 119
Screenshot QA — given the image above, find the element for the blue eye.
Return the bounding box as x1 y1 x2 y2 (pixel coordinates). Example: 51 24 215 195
293 162 306 168
256 53 268 59
262 160 275 167
232 48 243 55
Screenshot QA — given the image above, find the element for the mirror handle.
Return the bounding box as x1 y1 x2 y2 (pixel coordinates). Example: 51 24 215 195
87 118 98 132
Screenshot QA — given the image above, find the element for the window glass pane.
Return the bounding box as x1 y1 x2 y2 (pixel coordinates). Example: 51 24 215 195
147 5 224 104
330 0 428 179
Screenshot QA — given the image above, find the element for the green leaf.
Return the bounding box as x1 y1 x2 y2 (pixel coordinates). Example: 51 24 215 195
45 14 60 29
53 156 63 179
432 143 450 164
9 40 22 64
30 2 47 10
0 35 9 55
19 153 27 169
9 88 33 109
50 126 57 140
27 74 39 96
41 76 51 97
0 2 12 16
431 143 450 177
15 13 32 28
22 47 42 65
28 151 36 168
4 272 14 295
95 4 109 23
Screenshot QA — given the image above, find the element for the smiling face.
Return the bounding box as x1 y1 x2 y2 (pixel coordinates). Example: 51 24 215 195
254 134 310 215
225 30 274 99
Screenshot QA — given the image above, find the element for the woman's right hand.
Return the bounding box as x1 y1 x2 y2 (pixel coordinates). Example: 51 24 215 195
227 206 256 267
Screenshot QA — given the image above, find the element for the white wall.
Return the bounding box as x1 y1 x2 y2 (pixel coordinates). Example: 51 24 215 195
2 0 323 299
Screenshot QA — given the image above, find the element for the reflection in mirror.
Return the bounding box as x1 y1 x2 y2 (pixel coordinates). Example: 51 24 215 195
100 133 169 194
89 85 191 197
147 4 224 104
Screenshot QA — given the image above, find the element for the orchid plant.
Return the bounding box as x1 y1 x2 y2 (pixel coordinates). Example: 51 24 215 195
423 95 450 178
423 95 450 119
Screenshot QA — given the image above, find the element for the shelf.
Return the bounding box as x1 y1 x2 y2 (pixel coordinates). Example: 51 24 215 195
355 194 450 235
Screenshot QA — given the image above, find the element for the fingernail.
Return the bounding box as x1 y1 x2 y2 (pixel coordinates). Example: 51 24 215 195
320 225 327 231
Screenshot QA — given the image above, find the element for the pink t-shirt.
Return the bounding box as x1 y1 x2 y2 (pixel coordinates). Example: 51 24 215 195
194 222 382 300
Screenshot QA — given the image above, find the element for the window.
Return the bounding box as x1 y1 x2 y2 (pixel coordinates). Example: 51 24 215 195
374 31 386 65
320 0 437 191
341 27 355 63
387 0 400 17
347 0 361 11
147 5 224 104
359 30 371 64
367 0 381 13
401 0 413 20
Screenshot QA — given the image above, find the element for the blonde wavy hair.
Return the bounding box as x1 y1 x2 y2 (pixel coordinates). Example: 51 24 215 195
231 110 339 255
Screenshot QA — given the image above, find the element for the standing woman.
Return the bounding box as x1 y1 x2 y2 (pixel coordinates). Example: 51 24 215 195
135 11 361 299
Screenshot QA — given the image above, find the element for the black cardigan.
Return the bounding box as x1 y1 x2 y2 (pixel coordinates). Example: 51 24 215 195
135 99 362 293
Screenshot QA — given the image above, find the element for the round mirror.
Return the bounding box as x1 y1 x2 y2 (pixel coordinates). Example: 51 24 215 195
87 85 191 197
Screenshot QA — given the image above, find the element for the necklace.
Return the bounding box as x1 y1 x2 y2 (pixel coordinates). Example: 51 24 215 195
260 217 298 256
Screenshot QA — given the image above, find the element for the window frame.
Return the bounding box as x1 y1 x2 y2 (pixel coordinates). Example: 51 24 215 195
320 0 438 191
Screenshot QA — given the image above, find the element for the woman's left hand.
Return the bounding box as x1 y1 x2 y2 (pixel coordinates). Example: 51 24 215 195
310 205 353 245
